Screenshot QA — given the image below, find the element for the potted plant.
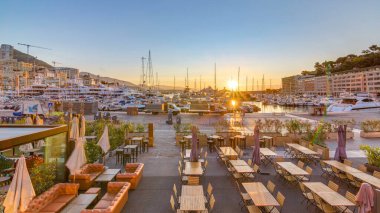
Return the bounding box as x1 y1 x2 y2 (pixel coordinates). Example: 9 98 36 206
360 145 380 172
301 124 330 159
360 120 380 138
324 119 355 139
85 140 102 163
30 162 57 195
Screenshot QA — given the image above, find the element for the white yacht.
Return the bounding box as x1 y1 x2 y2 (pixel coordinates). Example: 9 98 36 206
327 93 380 112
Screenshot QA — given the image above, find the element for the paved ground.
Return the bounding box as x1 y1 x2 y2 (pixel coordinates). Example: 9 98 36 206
94 112 374 213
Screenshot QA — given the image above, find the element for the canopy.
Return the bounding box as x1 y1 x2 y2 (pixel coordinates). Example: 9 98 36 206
252 126 261 165
66 137 87 175
334 125 347 161
3 155 35 213
189 126 198 162
70 117 79 141
97 125 110 153
79 115 86 138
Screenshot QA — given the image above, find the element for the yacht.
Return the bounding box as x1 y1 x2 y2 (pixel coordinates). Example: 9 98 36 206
327 93 380 112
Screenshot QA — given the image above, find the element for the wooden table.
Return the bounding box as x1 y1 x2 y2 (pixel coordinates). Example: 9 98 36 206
95 169 120 182
124 145 138 160
131 137 143 153
180 185 206 211
229 160 248 166
260 148 277 156
209 135 221 139
181 185 204 196
351 172 380 189
287 143 318 155
242 182 280 207
324 160 362 174
180 196 206 211
183 162 203 176
303 182 356 207
277 162 309 176
220 147 238 160
61 194 97 213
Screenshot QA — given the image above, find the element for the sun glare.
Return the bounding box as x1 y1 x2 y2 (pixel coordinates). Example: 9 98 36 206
227 80 238 91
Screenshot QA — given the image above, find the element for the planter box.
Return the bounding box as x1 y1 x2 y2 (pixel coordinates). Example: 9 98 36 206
360 131 380 138
327 131 354 140
273 136 293 147
299 139 329 160
365 163 380 173
260 132 282 137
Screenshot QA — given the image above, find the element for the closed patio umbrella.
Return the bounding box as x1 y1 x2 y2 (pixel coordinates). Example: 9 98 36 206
355 183 374 213
252 126 260 165
66 137 87 175
189 126 198 162
70 117 79 141
97 125 110 154
3 155 35 213
334 125 347 162
19 143 34 153
79 115 86 138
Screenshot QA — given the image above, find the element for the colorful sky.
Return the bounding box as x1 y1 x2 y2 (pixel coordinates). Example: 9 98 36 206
1 0 379 89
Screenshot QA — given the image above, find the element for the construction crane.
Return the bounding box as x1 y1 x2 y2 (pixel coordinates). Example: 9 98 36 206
17 43 51 55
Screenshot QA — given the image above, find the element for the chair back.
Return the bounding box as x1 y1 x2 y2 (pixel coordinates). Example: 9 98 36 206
267 180 276 194
247 159 252 167
173 184 178 198
170 195 176 211
276 191 285 207
297 161 305 169
344 159 353 167
328 181 339 192
345 191 356 203
357 164 367 173
299 182 306 193
207 183 213 197
306 166 313 175
253 164 259 173
209 194 216 211
275 156 285 162
187 176 200 185
373 171 380 179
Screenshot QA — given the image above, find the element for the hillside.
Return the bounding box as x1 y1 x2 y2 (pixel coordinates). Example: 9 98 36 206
80 72 137 87
13 49 53 68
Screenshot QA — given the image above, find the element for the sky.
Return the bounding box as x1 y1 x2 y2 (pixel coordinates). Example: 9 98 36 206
1 0 380 89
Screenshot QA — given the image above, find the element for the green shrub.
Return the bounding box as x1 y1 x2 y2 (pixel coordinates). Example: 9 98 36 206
302 124 327 147
360 145 380 167
284 119 301 134
85 140 102 163
135 123 145 133
361 120 380 132
31 162 57 195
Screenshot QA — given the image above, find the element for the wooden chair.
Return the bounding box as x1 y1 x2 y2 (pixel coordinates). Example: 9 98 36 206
344 159 353 167
335 191 357 213
320 198 337 213
238 150 244 160
264 191 285 213
274 156 285 162
320 160 333 178
247 159 253 167
274 162 284 178
299 182 314 205
253 164 260 173
178 166 188 183
235 181 252 210
170 195 179 212
373 171 380 179
208 194 215 212
172 184 179 203
246 205 262 213
331 166 348 182
346 173 361 189
206 182 213 201
187 176 200 185
328 180 339 192
312 192 324 211
267 180 276 194
357 164 367 173
297 160 305 169
298 166 313 182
